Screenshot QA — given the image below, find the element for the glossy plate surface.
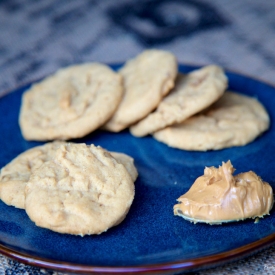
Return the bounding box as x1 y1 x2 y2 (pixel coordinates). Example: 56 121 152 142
0 64 274 274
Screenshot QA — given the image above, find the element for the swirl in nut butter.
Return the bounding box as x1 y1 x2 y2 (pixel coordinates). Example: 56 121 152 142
174 161 274 224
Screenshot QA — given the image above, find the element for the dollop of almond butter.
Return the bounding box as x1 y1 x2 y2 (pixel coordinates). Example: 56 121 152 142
174 161 274 224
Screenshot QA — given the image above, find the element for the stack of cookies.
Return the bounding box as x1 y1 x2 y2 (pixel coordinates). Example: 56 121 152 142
18 49 270 151
104 49 269 151
0 142 137 236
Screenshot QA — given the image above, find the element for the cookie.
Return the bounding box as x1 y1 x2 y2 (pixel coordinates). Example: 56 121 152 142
153 91 270 151
25 143 135 235
103 49 178 132
0 141 65 209
0 142 137 211
19 63 123 141
110 152 138 181
130 65 228 137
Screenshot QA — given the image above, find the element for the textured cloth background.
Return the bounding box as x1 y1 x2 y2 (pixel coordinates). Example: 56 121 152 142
1 0 275 95
0 0 275 274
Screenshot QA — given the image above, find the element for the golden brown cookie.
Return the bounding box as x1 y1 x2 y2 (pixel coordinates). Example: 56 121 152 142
0 142 137 212
110 152 138 182
25 143 135 235
19 63 123 141
0 141 65 209
130 65 227 137
103 49 178 132
154 91 270 151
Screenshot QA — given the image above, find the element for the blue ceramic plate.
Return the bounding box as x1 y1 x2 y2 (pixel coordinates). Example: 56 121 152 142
0 64 274 274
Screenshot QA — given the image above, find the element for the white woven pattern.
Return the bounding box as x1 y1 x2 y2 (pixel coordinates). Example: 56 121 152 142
0 0 274 274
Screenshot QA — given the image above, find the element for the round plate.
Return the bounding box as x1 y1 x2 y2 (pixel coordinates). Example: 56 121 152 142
0 64 274 274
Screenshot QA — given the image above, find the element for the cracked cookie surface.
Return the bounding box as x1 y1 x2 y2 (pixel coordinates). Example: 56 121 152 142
25 143 135 235
103 49 177 132
110 152 138 182
0 142 137 211
130 65 227 137
153 91 270 151
19 63 123 141
0 141 65 209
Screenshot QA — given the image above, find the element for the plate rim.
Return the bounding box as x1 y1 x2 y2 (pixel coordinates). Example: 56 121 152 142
0 63 275 274
0 233 274 274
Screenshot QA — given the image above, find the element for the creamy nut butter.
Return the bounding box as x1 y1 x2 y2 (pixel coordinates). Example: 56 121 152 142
174 161 273 224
